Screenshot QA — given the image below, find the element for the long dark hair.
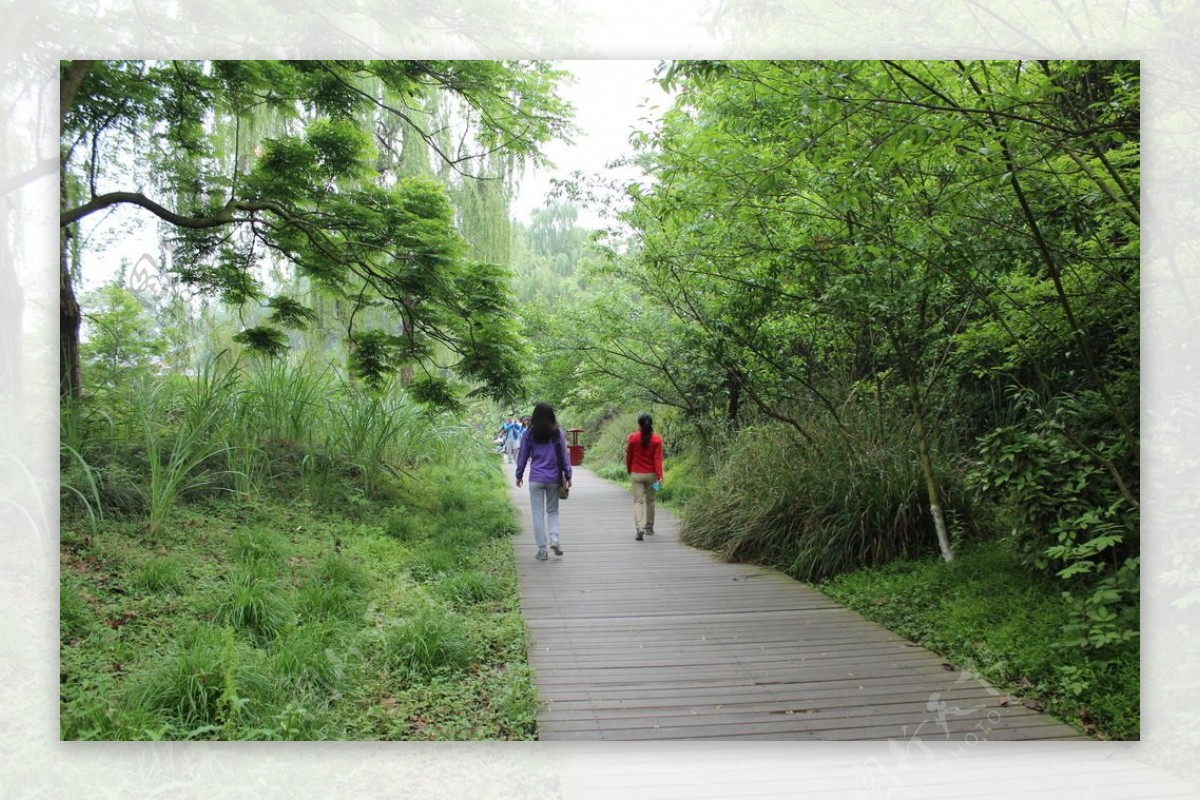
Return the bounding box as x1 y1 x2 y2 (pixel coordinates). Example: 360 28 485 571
529 402 560 444
637 413 654 448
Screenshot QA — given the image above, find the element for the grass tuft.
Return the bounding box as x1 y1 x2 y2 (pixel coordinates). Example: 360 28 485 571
214 568 294 645
132 555 187 594
435 570 508 607
382 605 481 678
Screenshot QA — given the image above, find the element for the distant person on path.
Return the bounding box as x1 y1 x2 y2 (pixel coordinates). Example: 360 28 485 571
515 402 573 561
499 414 521 464
625 413 664 541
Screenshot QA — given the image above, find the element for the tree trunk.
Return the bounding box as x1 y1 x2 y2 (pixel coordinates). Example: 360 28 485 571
904 365 954 563
60 162 83 399
60 229 82 399
725 368 741 423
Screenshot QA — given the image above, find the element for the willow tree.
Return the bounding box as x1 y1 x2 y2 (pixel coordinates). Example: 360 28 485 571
59 60 572 401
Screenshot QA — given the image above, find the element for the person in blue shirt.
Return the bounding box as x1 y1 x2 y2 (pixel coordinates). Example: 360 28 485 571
499 414 521 463
515 402 572 561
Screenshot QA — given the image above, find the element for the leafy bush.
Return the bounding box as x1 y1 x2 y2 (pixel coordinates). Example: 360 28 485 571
968 391 1139 657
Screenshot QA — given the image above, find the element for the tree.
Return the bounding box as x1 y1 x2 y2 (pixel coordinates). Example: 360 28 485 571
79 282 169 392
605 59 1137 575
59 59 573 402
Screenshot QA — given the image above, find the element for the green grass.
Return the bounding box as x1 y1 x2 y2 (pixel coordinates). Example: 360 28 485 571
381 605 482 678
60 440 536 740
680 418 953 581
131 555 187 594
817 540 1139 740
214 566 295 645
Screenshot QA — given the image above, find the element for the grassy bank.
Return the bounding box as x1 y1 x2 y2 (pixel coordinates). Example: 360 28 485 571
61 462 535 740
60 363 537 741
817 540 1138 740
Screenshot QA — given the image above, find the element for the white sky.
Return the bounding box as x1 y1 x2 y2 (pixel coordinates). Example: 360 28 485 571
512 60 672 228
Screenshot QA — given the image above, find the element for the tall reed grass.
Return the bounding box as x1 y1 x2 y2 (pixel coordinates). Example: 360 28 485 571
134 377 236 536
681 410 973 581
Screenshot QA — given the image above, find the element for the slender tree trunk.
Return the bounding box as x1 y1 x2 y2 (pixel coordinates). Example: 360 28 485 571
893 340 954 563
725 368 741 423
60 169 82 399
60 235 82 398
60 60 95 128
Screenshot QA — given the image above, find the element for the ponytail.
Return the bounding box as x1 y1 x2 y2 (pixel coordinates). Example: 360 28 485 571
637 413 653 449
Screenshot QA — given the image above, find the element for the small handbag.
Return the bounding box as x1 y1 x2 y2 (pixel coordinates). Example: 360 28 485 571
552 430 570 499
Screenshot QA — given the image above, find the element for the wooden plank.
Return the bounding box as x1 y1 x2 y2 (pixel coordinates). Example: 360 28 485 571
508 465 1088 742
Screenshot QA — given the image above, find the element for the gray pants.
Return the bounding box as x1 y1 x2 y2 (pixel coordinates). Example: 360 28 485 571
528 481 561 549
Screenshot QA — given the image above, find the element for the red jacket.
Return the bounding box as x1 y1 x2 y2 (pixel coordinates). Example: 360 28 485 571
626 432 664 481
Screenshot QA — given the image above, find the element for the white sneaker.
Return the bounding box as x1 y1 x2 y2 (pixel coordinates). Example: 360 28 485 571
536 548 548 561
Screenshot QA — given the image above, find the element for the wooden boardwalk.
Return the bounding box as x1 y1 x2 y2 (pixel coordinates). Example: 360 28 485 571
507 464 1089 742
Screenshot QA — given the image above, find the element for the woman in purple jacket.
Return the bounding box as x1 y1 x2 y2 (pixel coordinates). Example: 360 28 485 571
515 402 573 561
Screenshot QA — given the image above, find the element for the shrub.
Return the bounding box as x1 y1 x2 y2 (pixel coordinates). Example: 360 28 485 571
967 391 1139 659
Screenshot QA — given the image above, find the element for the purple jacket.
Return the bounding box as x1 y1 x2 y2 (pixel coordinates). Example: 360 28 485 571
515 427 572 484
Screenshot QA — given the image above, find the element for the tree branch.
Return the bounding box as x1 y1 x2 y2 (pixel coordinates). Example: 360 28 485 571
60 191 290 229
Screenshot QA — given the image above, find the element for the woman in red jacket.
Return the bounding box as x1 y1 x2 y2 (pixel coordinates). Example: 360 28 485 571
625 413 664 541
